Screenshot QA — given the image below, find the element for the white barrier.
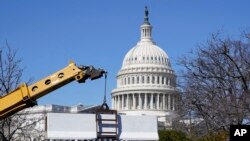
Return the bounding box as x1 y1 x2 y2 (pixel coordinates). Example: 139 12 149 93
46 113 159 140
119 115 159 140
46 113 97 140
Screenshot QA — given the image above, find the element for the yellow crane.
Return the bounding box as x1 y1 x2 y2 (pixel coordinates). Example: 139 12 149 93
0 61 105 119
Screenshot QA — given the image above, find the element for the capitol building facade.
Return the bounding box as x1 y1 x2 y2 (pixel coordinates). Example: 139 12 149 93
111 7 179 129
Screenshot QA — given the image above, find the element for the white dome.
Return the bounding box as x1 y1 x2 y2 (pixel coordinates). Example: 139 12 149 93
121 10 171 70
122 41 171 69
112 7 178 130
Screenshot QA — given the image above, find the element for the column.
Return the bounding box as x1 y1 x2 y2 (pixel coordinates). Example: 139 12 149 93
115 96 117 110
121 95 124 110
139 93 142 109
165 94 168 110
133 94 136 109
168 94 171 110
163 94 165 110
113 96 116 109
117 95 120 110
144 93 147 109
157 93 159 109
115 96 118 110
129 76 133 85
150 93 153 109
126 94 129 109
159 76 162 84
173 95 175 111
115 96 117 109
112 96 114 109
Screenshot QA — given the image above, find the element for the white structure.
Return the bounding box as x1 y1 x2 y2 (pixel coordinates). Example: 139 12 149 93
13 104 101 141
46 113 159 140
111 7 179 129
15 104 158 141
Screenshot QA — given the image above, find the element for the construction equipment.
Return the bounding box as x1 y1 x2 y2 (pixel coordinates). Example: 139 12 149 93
0 61 106 119
96 102 119 140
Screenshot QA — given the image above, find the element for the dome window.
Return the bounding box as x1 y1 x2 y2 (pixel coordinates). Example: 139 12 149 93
151 57 153 60
143 56 145 60
132 77 134 84
159 57 161 64
135 57 137 61
147 76 150 83
142 76 144 83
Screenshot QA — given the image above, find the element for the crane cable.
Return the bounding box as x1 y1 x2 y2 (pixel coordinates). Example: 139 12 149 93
103 72 107 104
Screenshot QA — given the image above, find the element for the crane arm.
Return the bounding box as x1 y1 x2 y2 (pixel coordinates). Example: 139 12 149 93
0 61 105 119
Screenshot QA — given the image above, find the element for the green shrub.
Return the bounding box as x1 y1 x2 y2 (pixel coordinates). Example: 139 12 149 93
197 131 228 141
159 130 190 141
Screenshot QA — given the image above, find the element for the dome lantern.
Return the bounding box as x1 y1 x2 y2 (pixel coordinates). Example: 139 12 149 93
140 6 153 43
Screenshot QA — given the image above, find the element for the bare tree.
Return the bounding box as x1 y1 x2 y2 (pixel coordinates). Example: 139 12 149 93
178 31 250 135
0 42 44 141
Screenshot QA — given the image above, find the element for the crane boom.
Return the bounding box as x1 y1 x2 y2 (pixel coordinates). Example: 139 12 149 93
0 61 105 119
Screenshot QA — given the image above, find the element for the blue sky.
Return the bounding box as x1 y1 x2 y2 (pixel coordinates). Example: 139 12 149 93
0 1 249 106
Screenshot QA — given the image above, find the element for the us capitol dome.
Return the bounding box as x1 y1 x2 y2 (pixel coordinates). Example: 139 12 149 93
111 7 179 129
